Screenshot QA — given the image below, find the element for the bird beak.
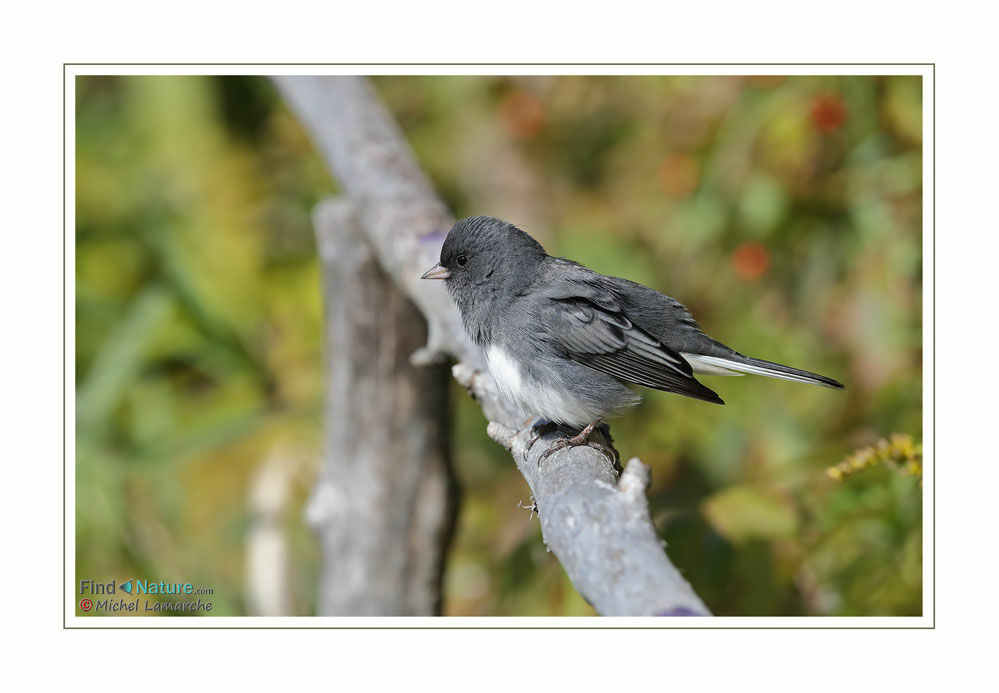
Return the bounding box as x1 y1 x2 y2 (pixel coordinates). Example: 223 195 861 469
421 262 451 280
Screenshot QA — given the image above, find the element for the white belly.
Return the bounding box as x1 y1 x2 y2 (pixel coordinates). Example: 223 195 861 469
485 345 603 427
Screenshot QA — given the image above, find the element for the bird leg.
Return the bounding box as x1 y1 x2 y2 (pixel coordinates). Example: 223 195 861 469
539 419 619 467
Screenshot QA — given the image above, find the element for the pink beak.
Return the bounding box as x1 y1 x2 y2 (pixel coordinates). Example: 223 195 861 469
421 263 451 280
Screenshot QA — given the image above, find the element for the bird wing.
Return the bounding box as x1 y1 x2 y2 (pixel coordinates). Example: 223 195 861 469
539 274 724 405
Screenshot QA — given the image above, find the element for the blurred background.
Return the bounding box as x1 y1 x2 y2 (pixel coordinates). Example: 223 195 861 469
76 74 923 616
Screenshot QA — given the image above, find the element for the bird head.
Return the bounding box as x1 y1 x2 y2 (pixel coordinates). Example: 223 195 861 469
421 216 547 295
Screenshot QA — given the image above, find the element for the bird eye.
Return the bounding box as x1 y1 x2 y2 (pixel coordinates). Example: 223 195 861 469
456 255 468 267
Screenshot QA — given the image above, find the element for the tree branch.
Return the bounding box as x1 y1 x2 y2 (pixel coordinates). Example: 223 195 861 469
276 75 710 616
306 198 455 615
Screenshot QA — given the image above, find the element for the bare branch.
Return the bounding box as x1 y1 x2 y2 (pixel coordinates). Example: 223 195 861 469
306 198 455 615
276 75 710 616
275 75 471 368
245 445 295 616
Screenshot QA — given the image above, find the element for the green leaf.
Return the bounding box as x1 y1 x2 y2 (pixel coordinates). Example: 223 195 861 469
77 286 172 434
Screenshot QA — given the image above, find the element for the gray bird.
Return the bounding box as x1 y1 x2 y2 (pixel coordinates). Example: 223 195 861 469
422 216 844 459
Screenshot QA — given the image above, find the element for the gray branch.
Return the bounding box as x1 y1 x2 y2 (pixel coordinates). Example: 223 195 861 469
276 75 710 616
306 199 455 615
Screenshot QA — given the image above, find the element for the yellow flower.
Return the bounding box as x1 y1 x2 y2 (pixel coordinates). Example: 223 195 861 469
827 433 922 482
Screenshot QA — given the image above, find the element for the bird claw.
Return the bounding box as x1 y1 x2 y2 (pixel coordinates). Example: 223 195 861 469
537 420 619 467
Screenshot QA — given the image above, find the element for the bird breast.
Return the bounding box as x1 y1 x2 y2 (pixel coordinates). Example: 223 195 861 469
485 345 606 428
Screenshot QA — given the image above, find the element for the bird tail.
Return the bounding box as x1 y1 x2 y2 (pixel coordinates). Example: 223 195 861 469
681 352 845 390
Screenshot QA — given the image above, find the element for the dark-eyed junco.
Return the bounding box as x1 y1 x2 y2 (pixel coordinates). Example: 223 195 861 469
422 216 844 458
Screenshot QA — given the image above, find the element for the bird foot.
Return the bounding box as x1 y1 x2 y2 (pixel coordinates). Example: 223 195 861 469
538 420 618 467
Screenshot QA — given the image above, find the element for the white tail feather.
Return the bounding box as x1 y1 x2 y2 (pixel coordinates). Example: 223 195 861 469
680 353 745 377
682 353 833 387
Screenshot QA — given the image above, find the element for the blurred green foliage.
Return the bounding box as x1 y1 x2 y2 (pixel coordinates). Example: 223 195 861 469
76 75 922 617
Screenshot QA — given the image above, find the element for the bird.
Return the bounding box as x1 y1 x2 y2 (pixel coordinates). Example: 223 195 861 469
421 215 844 460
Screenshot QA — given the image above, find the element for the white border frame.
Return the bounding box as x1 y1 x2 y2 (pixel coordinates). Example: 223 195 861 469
65 63 933 628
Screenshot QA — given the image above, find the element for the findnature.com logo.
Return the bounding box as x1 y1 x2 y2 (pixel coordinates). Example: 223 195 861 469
78 579 215 614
